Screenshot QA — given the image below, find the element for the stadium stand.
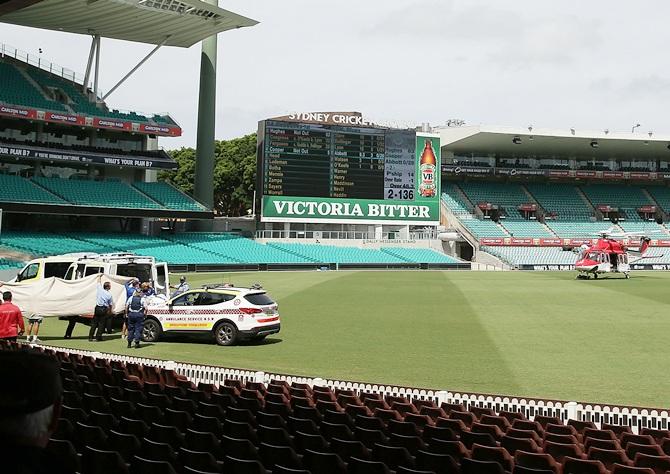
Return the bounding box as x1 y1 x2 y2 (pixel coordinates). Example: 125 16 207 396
525 183 594 221
0 258 24 271
0 61 67 111
458 182 532 220
546 221 617 238
0 57 175 124
482 246 578 267
501 220 554 238
133 182 207 212
267 242 408 264
441 184 473 218
2 341 658 474
581 184 653 221
644 185 670 213
0 173 68 204
460 219 508 238
380 247 462 264
0 231 460 266
33 176 163 209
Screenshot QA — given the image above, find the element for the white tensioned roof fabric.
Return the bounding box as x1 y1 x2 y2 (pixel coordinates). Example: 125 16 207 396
0 0 258 47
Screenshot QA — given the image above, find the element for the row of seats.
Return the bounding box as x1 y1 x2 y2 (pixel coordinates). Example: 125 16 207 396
6 341 666 474
482 246 670 267
0 137 170 159
0 174 205 212
442 182 670 227
0 60 175 124
0 61 67 111
0 231 461 266
0 257 23 271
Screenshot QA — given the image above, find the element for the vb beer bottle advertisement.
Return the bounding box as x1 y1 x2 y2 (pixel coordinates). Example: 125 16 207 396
415 133 441 204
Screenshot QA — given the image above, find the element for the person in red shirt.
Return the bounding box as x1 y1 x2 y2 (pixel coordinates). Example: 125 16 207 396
0 291 25 342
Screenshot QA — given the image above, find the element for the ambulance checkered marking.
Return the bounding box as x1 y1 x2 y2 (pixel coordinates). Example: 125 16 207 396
148 308 244 315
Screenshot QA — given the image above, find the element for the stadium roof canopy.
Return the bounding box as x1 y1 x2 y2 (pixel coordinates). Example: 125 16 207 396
0 0 258 47
437 125 670 160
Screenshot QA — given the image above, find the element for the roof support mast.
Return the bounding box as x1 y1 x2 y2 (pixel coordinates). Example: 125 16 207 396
193 0 218 228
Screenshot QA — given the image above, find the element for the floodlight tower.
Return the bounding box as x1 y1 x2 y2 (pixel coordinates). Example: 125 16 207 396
194 0 218 224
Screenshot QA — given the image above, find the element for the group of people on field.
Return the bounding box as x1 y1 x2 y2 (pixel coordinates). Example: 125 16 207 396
0 275 190 348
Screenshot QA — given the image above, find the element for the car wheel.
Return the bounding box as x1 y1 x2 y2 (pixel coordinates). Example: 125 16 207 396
142 318 162 342
214 321 238 346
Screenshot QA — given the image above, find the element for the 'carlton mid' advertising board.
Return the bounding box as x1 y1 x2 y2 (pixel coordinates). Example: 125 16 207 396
257 113 440 225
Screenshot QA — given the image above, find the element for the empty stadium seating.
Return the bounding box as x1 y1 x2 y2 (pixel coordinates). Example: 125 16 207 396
0 258 24 271
380 248 462 264
545 221 616 238
482 246 578 267
0 231 460 266
33 176 163 209
0 173 68 205
460 219 508 238
458 182 532 220
442 184 473 218
501 221 554 238
0 59 174 124
0 174 208 213
1 341 658 474
525 183 593 221
133 182 207 212
0 62 67 111
581 185 653 221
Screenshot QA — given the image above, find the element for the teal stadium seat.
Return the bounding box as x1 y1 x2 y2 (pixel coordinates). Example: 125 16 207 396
525 183 593 221
580 184 652 221
644 186 670 214
0 258 25 271
33 176 163 209
482 246 578 266
0 62 67 111
441 184 473 218
0 173 67 204
267 242 407 264
133 182 207 211
380 248 461 263
500 220 554 238
460 219 508 238
458 182 531 220
546 221 616 238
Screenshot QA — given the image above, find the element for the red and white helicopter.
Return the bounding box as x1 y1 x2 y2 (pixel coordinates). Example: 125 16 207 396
573 227 657 279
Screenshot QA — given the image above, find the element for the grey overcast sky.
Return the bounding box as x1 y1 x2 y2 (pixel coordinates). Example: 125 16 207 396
1 0 669 149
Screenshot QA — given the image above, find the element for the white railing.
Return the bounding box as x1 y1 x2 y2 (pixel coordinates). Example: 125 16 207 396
1 42 86 85
40 344 669 433
255 230 437 241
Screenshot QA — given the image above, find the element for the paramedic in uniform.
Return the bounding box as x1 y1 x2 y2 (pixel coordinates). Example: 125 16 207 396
170 276 189 298
89 282 113 342
126 289 147 349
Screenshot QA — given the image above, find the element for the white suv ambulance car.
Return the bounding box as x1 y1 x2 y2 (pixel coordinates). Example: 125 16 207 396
142 284 280 346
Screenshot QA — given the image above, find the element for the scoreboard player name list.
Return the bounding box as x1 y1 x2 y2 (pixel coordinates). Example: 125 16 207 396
263 122 415 201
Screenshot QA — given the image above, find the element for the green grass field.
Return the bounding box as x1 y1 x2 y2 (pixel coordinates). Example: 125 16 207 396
33 270 670 408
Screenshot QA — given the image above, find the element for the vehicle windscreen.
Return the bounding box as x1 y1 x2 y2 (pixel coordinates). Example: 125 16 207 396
44 262 72 278
117 263 152 283
244 292 275 306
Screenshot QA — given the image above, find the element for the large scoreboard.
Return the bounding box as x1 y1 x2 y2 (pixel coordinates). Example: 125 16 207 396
257 113 440 224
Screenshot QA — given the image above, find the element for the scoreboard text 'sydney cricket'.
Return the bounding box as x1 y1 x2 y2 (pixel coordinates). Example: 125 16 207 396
257 112 440 225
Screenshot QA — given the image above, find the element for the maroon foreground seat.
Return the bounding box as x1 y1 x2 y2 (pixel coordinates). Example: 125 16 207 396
471 443 514 472
514 451 560 474
562 456 608 474
543 440 586 463
633 453 670 474
610 463 655 474
587 446 632 469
